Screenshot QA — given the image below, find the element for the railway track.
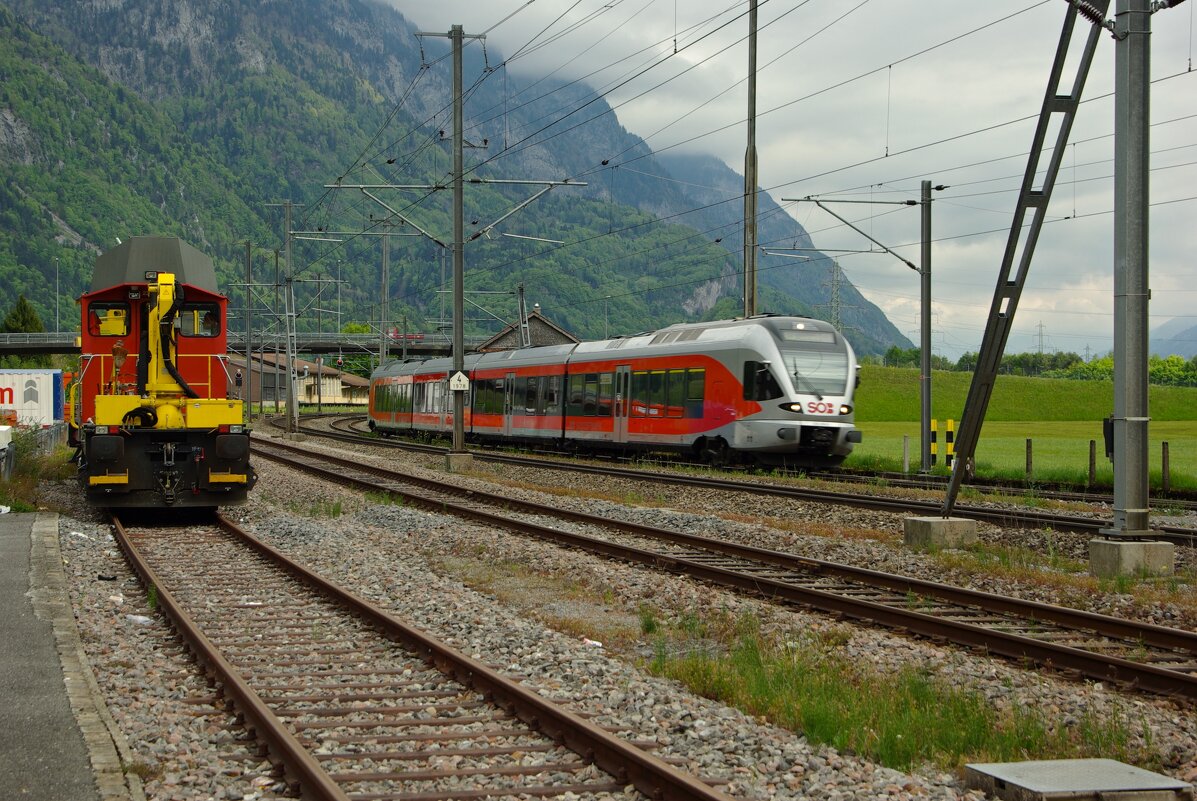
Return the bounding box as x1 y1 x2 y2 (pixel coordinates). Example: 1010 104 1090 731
110 512 731 801
252 437 1197 700
282 415 1197 546
806 468 1197 512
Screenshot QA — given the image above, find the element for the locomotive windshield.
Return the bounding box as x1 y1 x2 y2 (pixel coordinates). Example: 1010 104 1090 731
782 347 849 397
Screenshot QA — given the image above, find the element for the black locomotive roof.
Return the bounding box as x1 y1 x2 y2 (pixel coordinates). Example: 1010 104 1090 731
91 236 218 293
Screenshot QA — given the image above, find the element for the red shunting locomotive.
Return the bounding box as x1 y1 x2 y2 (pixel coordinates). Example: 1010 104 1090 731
72 237 256 508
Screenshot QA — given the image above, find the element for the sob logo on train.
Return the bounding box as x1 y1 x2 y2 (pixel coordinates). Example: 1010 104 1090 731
806 401 838 415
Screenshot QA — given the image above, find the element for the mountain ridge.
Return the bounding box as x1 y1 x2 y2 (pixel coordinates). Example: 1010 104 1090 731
0 0 912 354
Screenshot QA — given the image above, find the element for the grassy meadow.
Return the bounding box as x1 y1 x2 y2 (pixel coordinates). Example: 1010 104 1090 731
848 366 1197 488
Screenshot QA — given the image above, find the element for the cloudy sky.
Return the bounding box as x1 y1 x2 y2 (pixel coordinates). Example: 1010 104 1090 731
390 0 1197 360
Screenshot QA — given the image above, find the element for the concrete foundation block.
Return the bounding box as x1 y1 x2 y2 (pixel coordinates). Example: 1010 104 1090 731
903 516 978 550
280 432 307 442
444 452 474 473
1088 538 1175 578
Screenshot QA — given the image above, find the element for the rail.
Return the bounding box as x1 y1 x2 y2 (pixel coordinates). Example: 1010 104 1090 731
252 435 1197 699
109 510 733 801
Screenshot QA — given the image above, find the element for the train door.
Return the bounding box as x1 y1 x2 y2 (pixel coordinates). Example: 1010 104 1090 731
502 372 515 436
614 365 631 443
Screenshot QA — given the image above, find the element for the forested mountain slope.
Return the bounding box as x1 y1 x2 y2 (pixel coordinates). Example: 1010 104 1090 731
0 0 911 353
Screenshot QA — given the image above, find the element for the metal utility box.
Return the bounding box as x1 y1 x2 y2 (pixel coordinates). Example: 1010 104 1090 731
965 759 1193 801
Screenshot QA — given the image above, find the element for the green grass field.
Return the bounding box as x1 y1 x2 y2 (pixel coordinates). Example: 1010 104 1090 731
848 367 1197 489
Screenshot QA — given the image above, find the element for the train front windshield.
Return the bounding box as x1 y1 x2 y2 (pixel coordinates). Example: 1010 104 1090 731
778 330 849 397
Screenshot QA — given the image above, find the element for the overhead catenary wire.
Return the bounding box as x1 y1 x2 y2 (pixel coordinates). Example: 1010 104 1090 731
304 0 1192 344
314 2 1080 249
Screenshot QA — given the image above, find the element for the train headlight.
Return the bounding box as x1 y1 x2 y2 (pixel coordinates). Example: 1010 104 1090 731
95 426 110 434
780 402 804 413
839 404 852 415
229 425 244 434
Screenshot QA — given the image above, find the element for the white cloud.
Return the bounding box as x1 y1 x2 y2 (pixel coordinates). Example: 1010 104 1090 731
390 0 1197 358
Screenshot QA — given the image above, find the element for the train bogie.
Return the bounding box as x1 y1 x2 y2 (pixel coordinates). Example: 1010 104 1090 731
370 315 861 469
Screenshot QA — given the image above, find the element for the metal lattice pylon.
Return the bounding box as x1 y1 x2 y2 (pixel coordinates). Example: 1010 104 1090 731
943 1 1109 516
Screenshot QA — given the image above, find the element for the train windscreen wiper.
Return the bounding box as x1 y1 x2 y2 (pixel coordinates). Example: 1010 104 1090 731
791 361 823 401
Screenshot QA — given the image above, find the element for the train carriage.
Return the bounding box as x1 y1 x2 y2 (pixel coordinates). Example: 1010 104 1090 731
370 315 860 468
470 344 575 442
72 237 257 507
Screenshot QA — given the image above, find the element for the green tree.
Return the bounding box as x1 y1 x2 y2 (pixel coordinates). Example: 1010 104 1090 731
0 293 51 368
1 294 45 333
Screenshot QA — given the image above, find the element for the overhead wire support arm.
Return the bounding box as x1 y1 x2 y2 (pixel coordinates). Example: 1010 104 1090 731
324 183 445 190
942 0 1108 518
358 189 448 249
789 198 918 271
467 180 587 242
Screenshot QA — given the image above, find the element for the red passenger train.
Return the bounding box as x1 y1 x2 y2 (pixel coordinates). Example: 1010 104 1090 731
369 315 861 467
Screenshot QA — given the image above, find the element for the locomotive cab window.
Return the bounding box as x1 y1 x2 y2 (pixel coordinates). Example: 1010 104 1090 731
178 303 220 337
743 361 783 401
87 303 130 337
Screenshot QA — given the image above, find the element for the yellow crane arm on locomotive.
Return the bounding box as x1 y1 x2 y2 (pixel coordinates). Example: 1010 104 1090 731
92 272 244 431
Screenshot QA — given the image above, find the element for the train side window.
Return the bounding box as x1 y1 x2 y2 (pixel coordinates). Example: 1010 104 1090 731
469 378 483 411
666 370 686 418
631 371 649 417
527 375 541 414
493 378 506 415
566 374 585 416
582 373 598 415
686 369 705 417
469 380 481 414
477 378 502 415
179 303 220 337
647 370 666 416
544 375 562 415
87 303 130 337
597 373 614 416
743 361 783 401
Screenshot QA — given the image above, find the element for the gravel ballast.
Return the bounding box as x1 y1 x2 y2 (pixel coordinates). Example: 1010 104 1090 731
41 428 1197 800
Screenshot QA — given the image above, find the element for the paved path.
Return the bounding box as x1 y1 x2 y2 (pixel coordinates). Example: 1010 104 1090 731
0 512 139 801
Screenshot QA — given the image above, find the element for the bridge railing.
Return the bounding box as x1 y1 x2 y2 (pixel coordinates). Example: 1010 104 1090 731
0 331 482 357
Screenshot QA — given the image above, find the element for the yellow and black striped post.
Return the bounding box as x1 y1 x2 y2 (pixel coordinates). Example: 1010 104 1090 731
930 418 938 466
946 419 955 468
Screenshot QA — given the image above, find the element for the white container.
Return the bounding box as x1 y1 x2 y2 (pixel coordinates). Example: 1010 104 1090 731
0 370 64 427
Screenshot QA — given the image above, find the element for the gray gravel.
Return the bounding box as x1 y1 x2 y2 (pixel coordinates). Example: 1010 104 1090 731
39 426 1197 800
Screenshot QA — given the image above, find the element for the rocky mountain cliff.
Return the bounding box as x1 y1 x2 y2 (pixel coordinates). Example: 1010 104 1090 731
0 0 911 353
